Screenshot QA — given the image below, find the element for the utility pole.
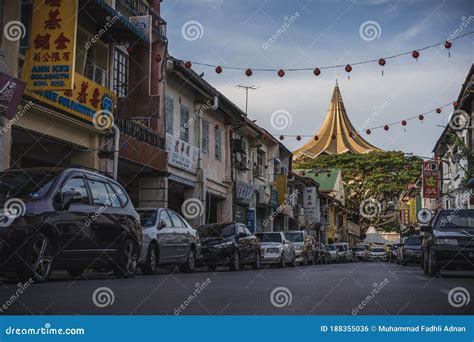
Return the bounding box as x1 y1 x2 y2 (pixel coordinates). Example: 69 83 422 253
236 84 258 114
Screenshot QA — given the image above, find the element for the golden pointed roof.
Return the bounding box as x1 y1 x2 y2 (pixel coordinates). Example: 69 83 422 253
293 82 381 159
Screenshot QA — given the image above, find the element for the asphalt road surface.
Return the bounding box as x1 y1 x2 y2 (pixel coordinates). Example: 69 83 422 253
1 262 473 315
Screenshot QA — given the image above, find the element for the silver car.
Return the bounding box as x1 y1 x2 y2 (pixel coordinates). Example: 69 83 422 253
137 208 201 274
255 232 296 268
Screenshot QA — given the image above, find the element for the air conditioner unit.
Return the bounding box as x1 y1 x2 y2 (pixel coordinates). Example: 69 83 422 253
86 64 107 87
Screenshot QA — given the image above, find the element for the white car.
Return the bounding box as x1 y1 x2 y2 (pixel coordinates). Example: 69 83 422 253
368 247 386 261
335 242 351 262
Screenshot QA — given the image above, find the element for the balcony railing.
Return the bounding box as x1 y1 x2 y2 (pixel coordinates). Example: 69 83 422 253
116 119 165 149
116 0 167 38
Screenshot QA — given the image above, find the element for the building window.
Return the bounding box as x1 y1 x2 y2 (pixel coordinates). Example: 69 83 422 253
113 48 128 97
202 120 209 155
180 105 190 142
215 126 222 161
256 149 265 177
166 96 174 135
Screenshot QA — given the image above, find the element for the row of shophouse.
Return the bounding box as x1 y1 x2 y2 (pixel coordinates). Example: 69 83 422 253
399 64 474 235
0 0 360 243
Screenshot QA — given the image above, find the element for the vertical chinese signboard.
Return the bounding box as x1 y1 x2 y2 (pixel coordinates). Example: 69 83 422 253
409 199 417 224
303 187 319 223
422 160 439 199
22 0 77 91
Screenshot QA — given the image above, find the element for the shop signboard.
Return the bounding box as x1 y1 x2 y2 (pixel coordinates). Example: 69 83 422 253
303 186 319 222
235 180 254 205
24 73 116 124
246 208 256 233
276 174 288 204
0 73 25 119
22 0 78 91
409 198 417 224
422 160 439 199
166 133 199 173
258 185 271 206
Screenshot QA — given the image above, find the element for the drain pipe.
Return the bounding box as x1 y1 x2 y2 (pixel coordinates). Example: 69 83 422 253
111 124 120 180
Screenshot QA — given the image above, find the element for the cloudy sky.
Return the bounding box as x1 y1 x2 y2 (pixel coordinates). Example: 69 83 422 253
162 0 473 157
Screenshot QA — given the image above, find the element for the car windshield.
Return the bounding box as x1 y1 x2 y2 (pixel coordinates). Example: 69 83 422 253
354 247 365 251
286 232 303 242
326 245 336 251
198 224 235 238
255 233 282 243
404 236 421 245
138 210 157 228
0 171 58 202
371 248 385 252
434 210 474 229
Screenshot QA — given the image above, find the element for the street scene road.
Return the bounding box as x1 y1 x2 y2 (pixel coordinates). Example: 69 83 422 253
1 262 472 315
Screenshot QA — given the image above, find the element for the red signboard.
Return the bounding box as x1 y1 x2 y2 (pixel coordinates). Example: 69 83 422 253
422 160 439 199
0 72 26 119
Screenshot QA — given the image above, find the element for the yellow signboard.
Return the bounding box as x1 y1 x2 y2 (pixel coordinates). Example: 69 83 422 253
409 198 417 224
25 72 116 124
22 0 77 91
276 175 288 204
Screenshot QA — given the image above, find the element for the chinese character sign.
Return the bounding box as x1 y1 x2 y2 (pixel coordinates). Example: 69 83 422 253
422 160 440 199
22 0 77 91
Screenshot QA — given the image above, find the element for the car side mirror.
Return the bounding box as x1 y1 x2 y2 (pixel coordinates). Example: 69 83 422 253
159 219 167 229
61 191 83 210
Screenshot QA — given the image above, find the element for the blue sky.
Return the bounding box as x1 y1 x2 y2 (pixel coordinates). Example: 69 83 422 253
161 0 473 157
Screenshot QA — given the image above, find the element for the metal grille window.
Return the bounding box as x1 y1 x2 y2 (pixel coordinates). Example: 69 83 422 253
202 120 209 155
166 96 174 135
215 126 222 161
180 105 190 142
113 48 128 98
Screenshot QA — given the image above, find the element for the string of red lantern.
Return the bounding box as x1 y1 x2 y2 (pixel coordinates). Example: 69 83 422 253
179 31 472 76
276 101 457 141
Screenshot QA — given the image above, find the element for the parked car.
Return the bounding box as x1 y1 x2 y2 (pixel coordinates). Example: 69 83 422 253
314 242 331 264
335 242 351 262
0 167 141 282
397 235 421 266
255 232 295 268
353 245 368 261
421 209 474 277
389 243 401 263
136 208 200 274
326 244 339 263
368 246 386 261
285 230 315 265
197 223 260 271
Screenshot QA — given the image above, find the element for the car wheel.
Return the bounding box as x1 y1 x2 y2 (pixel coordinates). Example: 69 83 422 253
180 248 196 273
142 243 159 275
229 252 240 271
113 239 138 279
252 251 261 270
18 233 54 283
428 252 440 277
67 268 86 278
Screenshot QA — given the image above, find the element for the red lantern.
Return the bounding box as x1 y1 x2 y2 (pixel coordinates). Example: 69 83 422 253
436 108 441 114
418 115 424 121
296 135 301 141
444 41 452 49
412 50 419 60
314 135 319 141
155 54 162 63
215 124 219 130
378 58 386 66
453 101 459 108
245 68 253 77
215 66 223 74
279 135 284 140
401 120 407 126
384 125 389 131
345 64 352 73
313 68 321 76
184 61 192 68
366 129 371 135
278 69 285 77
